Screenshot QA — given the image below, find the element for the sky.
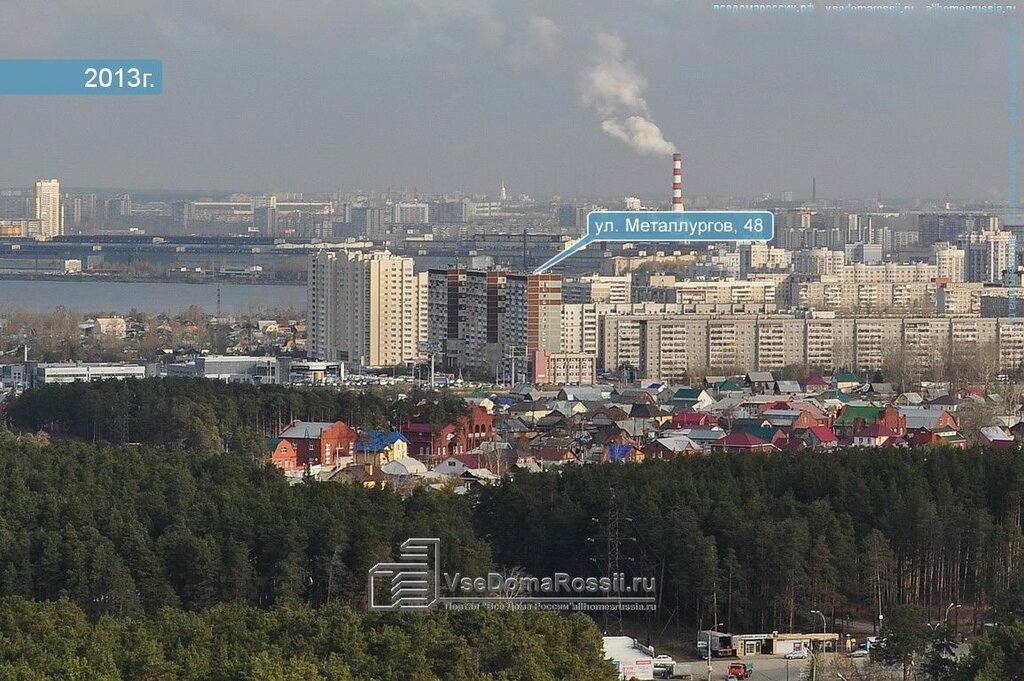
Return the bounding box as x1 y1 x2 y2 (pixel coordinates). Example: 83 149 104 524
0 1 1020 201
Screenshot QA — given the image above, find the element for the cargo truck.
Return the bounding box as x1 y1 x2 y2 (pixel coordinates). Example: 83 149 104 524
696 630 737 658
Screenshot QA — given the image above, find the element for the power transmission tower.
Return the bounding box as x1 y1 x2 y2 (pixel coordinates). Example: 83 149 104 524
591 488 633 635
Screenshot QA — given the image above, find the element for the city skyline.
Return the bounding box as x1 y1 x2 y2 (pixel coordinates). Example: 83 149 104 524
0 3 1018 200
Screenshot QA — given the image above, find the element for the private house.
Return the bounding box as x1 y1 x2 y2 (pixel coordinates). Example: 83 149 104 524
710 432 777 453
268 437 300 472
434 454 483 477
979 425 1016 449
533 446 579 469
875 406 908 436
402 403 494 463
270 420 359 472
671 412 720 429
852 424 903 448
355 431 410 467
678 428 729 448
380 456 428 485
801 376 829 391
744 372 775 394
642 435 703 460
832 373 860 392
897 406 959 432
670 387 715 411
715 379 743 395
834 405 883 438
908 428 968 449
606 443 645 463
793 425 839 450
773 380 803 395
734 425 787 447
760 409 818 432
329 464 389 489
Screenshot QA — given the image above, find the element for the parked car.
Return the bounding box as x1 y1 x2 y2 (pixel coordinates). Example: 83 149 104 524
849 648 869 658
784 649 809 660
654 655 677 670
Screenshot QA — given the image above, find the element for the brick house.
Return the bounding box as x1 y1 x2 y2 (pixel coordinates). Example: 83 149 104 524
403 403 494 463
269 420 359 472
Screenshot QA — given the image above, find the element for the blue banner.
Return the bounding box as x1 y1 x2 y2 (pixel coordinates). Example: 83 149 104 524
0 60 163 95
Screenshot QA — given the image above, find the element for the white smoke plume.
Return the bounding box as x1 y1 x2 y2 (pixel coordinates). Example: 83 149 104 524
579 32 676 156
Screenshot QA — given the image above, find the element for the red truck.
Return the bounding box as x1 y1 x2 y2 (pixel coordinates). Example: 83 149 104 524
728 662 754 679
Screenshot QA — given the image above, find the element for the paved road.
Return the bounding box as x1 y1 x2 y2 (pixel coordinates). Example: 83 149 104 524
678 655 867 681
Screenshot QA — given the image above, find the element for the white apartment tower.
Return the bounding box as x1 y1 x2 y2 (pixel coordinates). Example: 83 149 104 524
308 249 419 367
932 242 966 282
35 179 63 238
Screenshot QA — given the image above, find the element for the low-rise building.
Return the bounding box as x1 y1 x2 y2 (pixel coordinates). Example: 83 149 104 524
27 362 146 386
166 355 284 383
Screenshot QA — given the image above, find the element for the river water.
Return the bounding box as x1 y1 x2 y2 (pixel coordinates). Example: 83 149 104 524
0 279 307 314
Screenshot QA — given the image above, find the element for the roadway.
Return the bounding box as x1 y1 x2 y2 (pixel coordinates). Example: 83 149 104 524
676 654 873 681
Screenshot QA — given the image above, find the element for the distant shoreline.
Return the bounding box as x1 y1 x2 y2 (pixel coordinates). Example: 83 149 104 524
0 273 305 286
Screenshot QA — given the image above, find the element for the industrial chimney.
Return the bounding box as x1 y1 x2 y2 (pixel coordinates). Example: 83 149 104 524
672 153 684 212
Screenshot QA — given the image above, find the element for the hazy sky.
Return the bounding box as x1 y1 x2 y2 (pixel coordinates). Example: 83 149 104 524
1 1 1019 200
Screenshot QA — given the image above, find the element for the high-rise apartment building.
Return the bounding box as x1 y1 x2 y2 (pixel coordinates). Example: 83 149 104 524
253 196 279 236
587 313 1019 379
959 230 1013 284
351 207 385 239
34 179 63 238
307 249 419 367
793 247 846 276
524 274 562 355
428 268 498 374
426 267 564 380
392 202 429 224
932 242 966 282
431 200 469 223
563 274 632 305
919 213 999 246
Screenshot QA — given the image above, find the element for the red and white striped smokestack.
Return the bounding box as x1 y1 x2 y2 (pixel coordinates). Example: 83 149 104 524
671 152 684 212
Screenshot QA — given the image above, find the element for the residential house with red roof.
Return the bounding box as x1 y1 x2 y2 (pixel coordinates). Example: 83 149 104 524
802 376 829 391
403 403 494 464
671 412 720 429
876 406 908 436
269 420 359 473
908 429 968 449
794 425 839 450
710 432 777 453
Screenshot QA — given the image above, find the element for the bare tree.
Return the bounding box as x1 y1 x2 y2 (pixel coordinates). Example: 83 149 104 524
956 400 998 444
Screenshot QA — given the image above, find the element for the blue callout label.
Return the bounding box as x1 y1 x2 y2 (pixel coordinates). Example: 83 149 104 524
0 60 163 95
533 210 775 274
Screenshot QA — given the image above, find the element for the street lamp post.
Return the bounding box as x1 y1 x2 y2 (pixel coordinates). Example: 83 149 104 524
706 622 725 681
706 630 713 681
929 602 962 632
943 602 962 626
811 609 828 657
